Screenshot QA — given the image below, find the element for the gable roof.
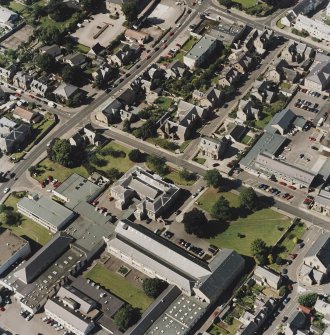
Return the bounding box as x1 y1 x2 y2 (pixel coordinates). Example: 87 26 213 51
53 83 78 99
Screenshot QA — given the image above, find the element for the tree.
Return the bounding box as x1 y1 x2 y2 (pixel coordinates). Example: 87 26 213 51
61 65 82 85
0 210 21 226
0 204 6 213
28 165 38 176
143 278 167 298
140 120 157 140
204 169 222 188
122 0 139 25
179 168 196 182
34 53 55 73
106 168 122 181
113 305 141 331
147 156 169 176
27 102 36 110
211 196 231 221
239 187 258 211
218 0 232 7
80 0 98 11
38 25 62 45
298 293 318 308
278 286 287 297
48 138 76 167
183 208 208 237
251 239 269 265
47 0 67 21
128 149 144 163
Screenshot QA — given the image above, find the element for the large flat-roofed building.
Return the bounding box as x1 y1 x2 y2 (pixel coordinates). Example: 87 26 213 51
255 153 316 189
0 229 30 276
208 22 246 45
17 193 75 233
110 166 180 220
295 15 330 44
53 173 104 209
107 219 245 304
183 34 219 69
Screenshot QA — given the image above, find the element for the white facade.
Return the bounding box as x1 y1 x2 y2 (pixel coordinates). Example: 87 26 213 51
295 15 330 42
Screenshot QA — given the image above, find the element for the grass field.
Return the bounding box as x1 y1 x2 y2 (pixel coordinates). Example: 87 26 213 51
241 135 252 145
166 170 197 186
154 96 173 110
8 1 25 13
85 263 153 311
198 188 292 256
35 158 89 182
255 113 272 129
93 142 134 173
4 193 53 246
233 0 257 8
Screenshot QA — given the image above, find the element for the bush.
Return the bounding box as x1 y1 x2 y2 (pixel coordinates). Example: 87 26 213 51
128 149 144 163
143 278 167 298
298 293 318 308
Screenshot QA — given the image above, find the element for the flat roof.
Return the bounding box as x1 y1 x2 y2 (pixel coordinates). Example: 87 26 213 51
54 174 102 209
240 132 288 168
185 34 217 61
0 229 28 267
17 195 74 229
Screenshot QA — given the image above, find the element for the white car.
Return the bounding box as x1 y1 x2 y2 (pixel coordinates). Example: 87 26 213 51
3 187 9 194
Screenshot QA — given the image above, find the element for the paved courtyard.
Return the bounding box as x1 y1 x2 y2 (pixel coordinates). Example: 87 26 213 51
2 25 34 50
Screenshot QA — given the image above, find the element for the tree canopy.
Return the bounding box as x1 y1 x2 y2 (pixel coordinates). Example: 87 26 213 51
48 138 79 167
122 0 139 25
211 196 231 221
113 305 141 331
251 239 269 265
143 278 168 298
128 149 144 163
183 208 208 237
298 293 318 308
239 187 258 211
61 65 82 85
34 53 56 73
204 169 222 188
38 25 62 45
147 156 169 176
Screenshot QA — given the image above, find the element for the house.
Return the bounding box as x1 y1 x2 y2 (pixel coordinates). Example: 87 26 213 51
166 60 188 78
13 71 32 90
125 29 150 44
300 234 330 285
64 53 86 67
40 44 61 58
199 136 229 160
208 22 246 46
251 80 277 104
237 99 260 122
88 43 104 57
264 108 296 135
254 266 282 289
0 123 31 153
110 166 180 220
107 219 245 303
244 28 273 55
218 67 240 87
160 100 208 141
0 229 30 276
281 40 315 65
192 87 224 108
266 59 299 84
13 106 42 124
30 77 51 96
53 83 79 102
92 64 113 82
313 186 330 216
304 53 330 92
109 44 140 67
283 311 307 335
0 64 16 83
0 6 18 26
315 298 330 317
70 124 106 147
232 52 253 74
183 34 219 69
17 193 75 233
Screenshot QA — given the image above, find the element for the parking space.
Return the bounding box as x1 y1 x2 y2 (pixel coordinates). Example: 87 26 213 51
286 88 328 122
0 156 15 175
72 12 126 48
90 189 121 222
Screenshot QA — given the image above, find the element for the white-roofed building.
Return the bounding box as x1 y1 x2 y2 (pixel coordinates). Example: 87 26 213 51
0 6 18 26
295 15 330 44
107 219 245 303
254 266 282 289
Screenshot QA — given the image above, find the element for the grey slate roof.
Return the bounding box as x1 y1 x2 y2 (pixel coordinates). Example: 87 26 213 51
53 83 79 100
265 109 296 134
305 234 330 269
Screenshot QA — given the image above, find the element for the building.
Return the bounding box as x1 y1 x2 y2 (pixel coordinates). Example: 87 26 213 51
166 60 188 78
208 22 246 46
69 124 106 147
218 67 240 87
125 29 150 44
304 53 330 92
0 64 16 83
237 99 260 122
300 234 330 285
243 28 273 55
109 44 140 67
295 15 330 43
183 34 219 69
107 219 245 303
53 83 79 102
199 136 229 160
12 71 32 90
92 64 114 82
192 87 224 109
315 298 330 317
17 193 76 233
0 229 30 276
250 80 277 104
254 266 282 290
255 153 316 190
64 53 86 67
0 122 31 154
40 44 61 58
12 106 41 124
283 311 307 335
161 100 208 141
313 187 330 216
232 52 253 74
30 77 51 96
45 298 95 335
281 40 315 65
0 6 18 26
110 166 180 220
264 109 296 135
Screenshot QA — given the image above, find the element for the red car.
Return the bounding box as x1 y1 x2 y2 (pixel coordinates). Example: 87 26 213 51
0 307 5 311
170 31 174 36
278 181 287 186
288 185 296 190
290 253 297 259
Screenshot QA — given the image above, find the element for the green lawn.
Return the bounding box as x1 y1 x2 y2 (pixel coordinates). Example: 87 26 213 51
193 157 206 165
8 1 25 13
4 193 53 246
180 140 191 153
76 43 90 54
154 96 173 110
182 37 198 52
35 158 89 183
167 170 197 186
241 134 251 145
93 142 134 173
255 113 272 129
198 188 292 256
85 263 153 311
233 0 257 8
